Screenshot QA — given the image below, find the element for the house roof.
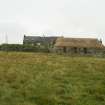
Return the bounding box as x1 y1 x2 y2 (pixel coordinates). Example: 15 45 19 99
55 37 105 49
23 36 58 43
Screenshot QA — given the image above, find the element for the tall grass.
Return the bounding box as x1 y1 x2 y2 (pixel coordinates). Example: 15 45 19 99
0 52 105 105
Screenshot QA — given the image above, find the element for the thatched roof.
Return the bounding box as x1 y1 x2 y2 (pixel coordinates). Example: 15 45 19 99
55 37 105 49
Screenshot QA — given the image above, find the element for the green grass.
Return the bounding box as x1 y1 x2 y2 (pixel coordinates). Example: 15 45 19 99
0 52 105 105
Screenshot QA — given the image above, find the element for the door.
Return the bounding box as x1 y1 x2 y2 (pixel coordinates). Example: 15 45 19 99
63 47 66 53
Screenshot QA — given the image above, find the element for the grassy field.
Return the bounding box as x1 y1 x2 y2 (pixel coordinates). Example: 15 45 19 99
0 52 105 105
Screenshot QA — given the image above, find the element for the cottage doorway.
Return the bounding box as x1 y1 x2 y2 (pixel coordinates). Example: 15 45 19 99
84 48 87 54
63 47 67 53
74 47 77 53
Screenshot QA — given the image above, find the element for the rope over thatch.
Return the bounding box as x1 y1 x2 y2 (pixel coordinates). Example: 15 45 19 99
55 37 105 49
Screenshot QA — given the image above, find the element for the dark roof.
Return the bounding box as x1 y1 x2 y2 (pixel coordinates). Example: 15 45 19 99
23 36 58 43
55 37 105 49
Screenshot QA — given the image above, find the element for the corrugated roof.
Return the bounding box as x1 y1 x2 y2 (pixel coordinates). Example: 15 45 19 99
55 37 105 49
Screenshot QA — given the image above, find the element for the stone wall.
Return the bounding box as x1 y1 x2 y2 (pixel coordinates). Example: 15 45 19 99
54 46 105 55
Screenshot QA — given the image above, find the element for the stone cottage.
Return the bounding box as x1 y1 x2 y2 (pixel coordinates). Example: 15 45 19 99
54 37 105 55
23 35 58 47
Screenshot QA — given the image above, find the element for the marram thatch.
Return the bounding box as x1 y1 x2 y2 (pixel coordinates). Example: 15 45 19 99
55 37 105 49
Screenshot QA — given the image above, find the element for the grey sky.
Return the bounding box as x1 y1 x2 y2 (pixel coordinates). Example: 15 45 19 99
0 0 105 44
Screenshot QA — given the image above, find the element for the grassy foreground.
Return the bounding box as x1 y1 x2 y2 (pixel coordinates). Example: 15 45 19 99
0 52 105 105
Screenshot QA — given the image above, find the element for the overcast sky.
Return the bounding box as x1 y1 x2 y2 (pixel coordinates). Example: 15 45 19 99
0 0 105 44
